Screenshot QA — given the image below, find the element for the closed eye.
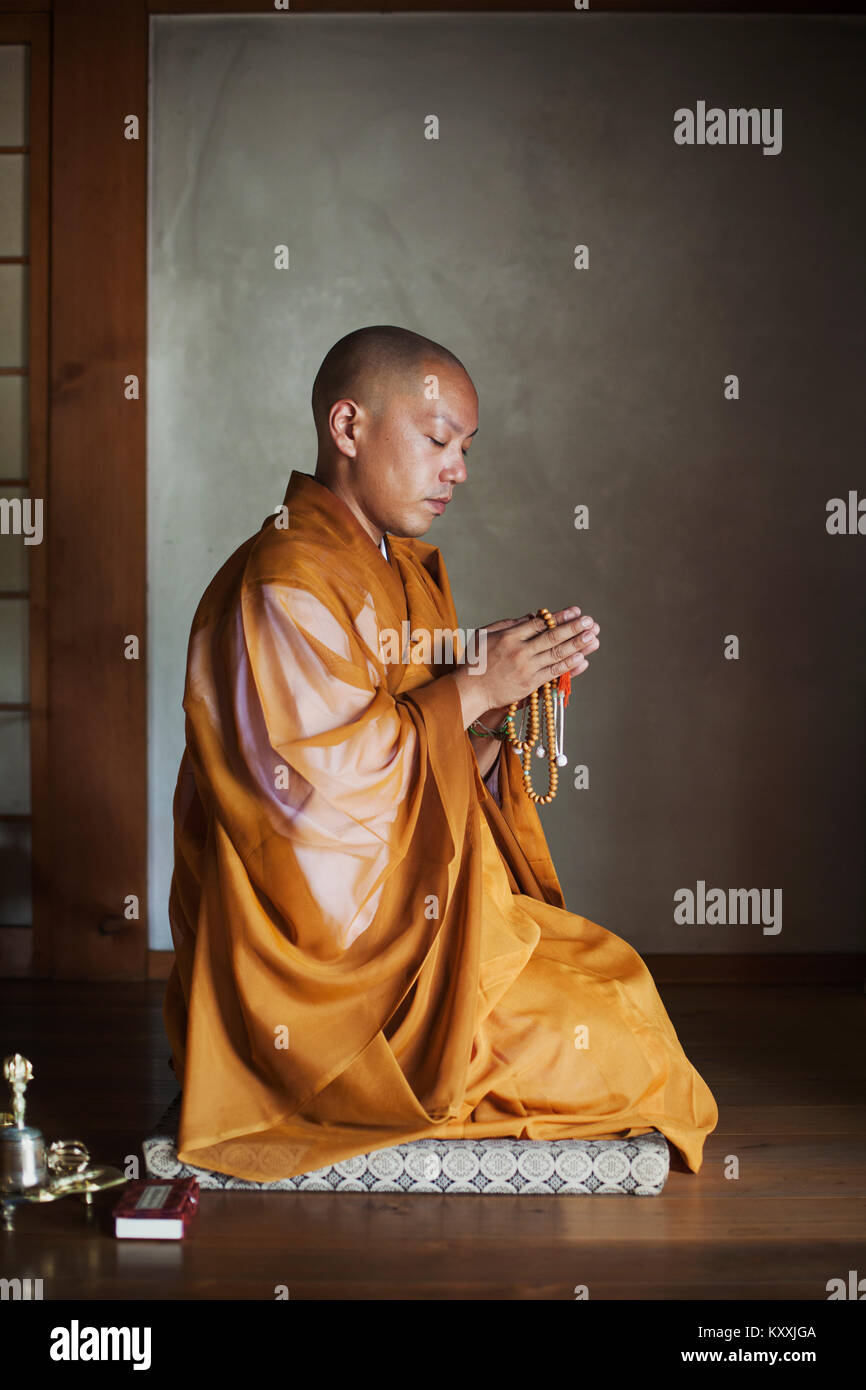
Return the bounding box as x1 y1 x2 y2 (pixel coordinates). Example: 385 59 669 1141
429 436 469 457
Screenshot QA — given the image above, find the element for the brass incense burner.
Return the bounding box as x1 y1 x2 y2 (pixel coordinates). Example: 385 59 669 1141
0 1053 126 1231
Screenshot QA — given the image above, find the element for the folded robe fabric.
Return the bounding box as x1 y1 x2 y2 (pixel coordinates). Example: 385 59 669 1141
164 469 719 1181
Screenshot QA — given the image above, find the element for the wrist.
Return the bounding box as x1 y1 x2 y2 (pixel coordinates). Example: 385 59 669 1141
468 710 511 739
452 666 493 730
484 703 511 725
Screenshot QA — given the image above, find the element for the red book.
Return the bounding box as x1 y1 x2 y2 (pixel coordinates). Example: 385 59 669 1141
113 1178 199 1240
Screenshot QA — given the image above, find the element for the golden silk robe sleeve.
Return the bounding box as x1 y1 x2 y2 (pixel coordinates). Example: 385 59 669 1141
394 533 568 914
478 736 568 910
165 572 478 1148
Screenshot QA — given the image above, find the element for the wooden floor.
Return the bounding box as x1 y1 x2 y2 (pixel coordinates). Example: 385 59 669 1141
1 978 864 1300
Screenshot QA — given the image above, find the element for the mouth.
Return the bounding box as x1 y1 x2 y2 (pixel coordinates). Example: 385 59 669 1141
426 497 450 514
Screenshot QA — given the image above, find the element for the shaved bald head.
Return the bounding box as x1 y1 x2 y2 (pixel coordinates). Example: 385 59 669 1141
311 325 468 444
309 324 478 546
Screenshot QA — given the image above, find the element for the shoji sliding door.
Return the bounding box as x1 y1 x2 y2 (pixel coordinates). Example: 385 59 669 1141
0 18 49 978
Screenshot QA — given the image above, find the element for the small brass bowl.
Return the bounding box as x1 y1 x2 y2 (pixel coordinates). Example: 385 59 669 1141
47 1140 92 1178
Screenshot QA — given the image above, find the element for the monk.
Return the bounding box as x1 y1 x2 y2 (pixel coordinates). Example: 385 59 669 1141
163 324 718 1182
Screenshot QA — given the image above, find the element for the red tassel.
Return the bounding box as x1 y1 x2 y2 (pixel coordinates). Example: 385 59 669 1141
557 670 571 707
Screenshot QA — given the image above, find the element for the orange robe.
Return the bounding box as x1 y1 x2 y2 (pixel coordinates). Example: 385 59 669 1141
164 469 718 1181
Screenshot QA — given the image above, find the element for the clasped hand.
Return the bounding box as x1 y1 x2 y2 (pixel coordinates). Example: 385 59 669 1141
469 605 601 729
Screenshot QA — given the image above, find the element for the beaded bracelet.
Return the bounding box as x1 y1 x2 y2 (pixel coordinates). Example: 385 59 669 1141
468 716 510 739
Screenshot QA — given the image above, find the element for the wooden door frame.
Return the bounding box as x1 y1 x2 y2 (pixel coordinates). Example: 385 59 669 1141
0 0 149 979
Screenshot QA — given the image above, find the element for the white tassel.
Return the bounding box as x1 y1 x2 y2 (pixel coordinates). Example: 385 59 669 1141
555 690 568 767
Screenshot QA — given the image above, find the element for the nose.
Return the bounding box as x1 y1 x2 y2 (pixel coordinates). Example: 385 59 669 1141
443 450 467 486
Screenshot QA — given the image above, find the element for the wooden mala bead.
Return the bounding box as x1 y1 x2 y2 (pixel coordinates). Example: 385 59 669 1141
504 608 571 804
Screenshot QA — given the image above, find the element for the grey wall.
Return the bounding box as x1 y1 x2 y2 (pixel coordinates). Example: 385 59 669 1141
148 13 865 954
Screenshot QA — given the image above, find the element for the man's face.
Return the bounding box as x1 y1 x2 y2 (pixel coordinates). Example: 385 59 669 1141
348 362 479 540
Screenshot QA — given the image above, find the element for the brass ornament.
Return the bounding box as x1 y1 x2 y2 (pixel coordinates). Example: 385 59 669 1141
0 1053 126 1230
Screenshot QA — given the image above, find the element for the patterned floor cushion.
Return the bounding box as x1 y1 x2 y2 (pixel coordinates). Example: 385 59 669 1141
143 1094 670 1195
